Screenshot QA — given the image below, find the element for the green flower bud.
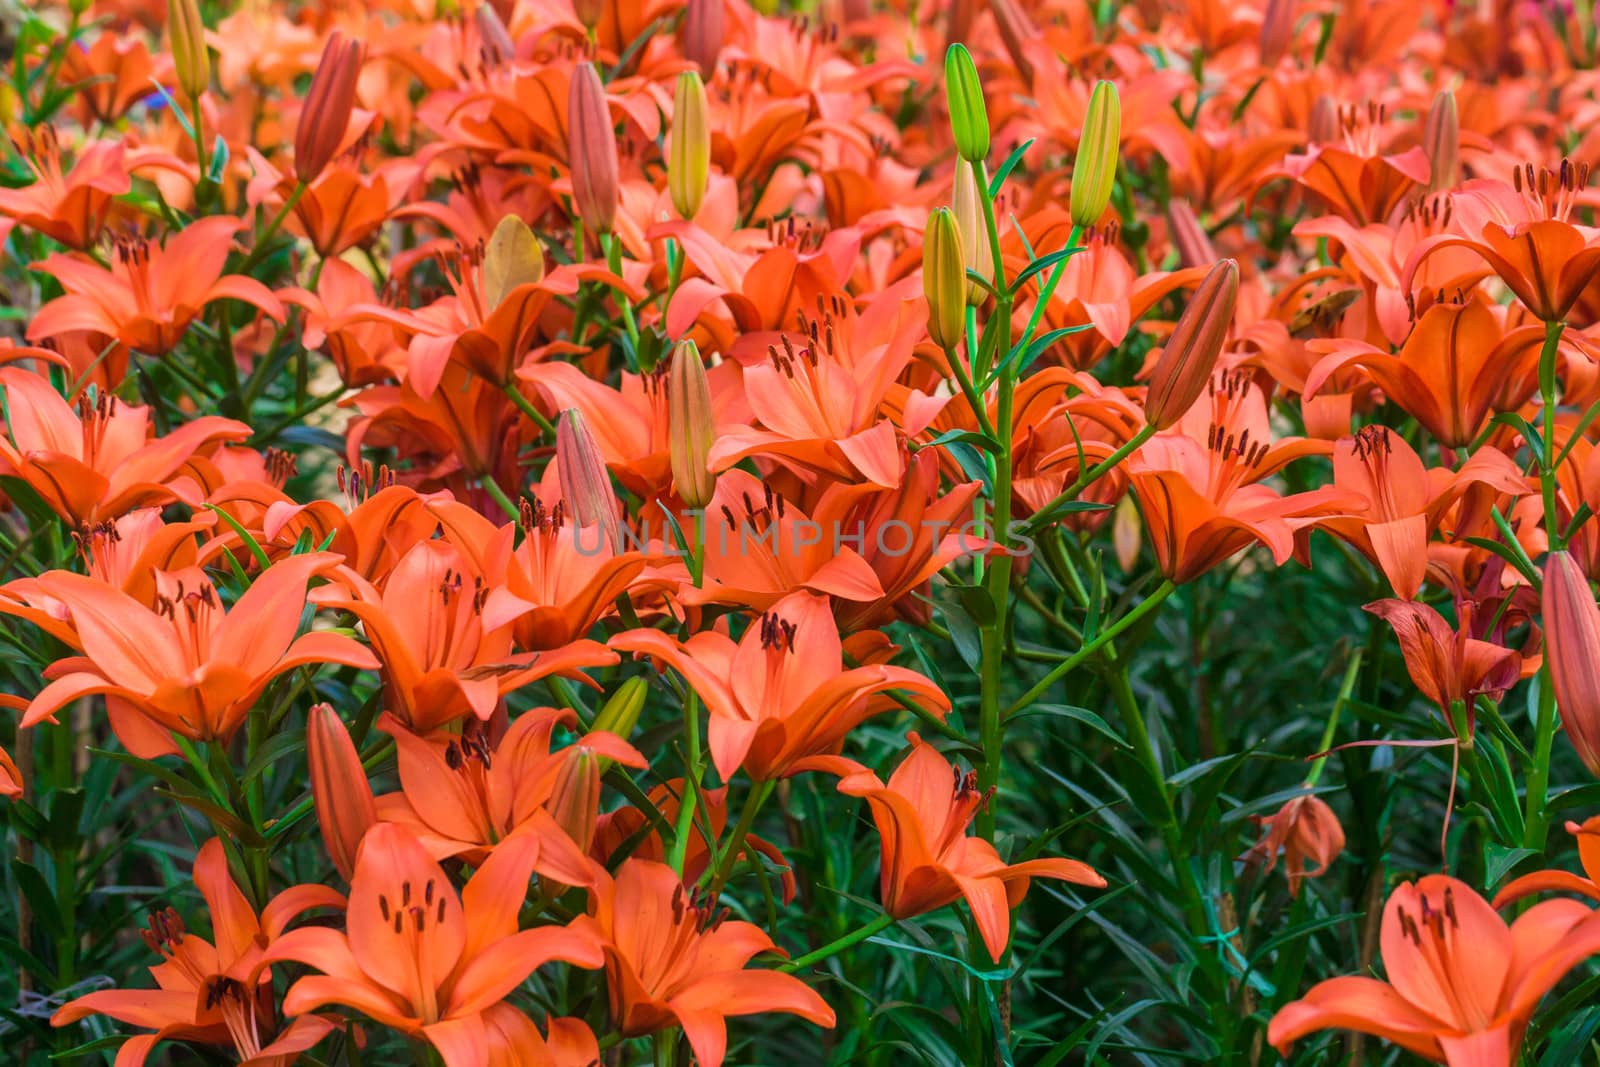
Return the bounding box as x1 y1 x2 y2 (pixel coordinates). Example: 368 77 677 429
1070 80 1121 227
944 44 990 163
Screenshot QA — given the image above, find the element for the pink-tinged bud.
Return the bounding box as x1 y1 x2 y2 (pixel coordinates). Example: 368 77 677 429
168 0 209 101
1167 199 1216 269
1143 259 1239 431
952 161 991 306
682 0 725 80
546 731 646 852
306 703 376 882
1258 0 1295 67
295 32 363 185
668 339 717 508
990 0 1037 84
475 4 516 66
567 62 619 235
1423 90 1460 193
1544 551 1600 778
1307 93 1339 145
1245 794 1345 897
557 407 620 549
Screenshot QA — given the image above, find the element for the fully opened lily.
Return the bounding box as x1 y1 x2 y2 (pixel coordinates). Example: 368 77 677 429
1270 874 1600 1066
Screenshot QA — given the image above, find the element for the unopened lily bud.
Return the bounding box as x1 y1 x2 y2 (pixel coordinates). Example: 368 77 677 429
306 703 376 882
682 0 724 78
1423 90 1460 193
1544 552 1600 778
1167 199 1216 269
295 32 363 184
1143 259 1239 431
483 214 544 308
1113 494 1141 572
670 71 710 219
567 62 619 235
990 0 1037 84
923 208 965 350
557 407 620 549
168 0 209 100
1245 794 1345 897
1258 0 1295 67
573 0 604 31
1307 93 1340 145
1069 81 1121 227
944 44 990 163
952 162 991 305
591 677 648 759
475 4 516 66
547 732 647 853
668 340 717 508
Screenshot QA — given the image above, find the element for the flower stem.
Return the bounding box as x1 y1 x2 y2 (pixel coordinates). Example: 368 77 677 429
706 779 774 896
1006 580 1177 717
1305 649 1362 788
480 476 519 520
780 912 897 972
1525 317 1567 850
502 382 556 435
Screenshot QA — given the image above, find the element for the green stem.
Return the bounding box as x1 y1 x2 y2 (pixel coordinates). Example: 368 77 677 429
1305 649 1362 788
1524 318 1566 850
667 692 703 875
481 477 520 520
706 780 773 897
780 912 897 972
503 382 556 435
240 182 308 274
1537 318 1567 550
1025 423 1157 533
1006 580 1177 717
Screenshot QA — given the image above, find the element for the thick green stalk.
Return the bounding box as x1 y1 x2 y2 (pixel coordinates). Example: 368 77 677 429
1524 317 1567 850
780 912 897 972
706 780 774 896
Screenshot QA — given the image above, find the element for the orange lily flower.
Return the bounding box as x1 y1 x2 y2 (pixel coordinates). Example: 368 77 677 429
1127 371 1338 584
1364 598 1519 738
60 31 174 126
0 368 250 525
375 707 644 862
0 129 143 249
1298 426 1529 599
53 839 344 1067
1269 874 1600 1066
821 733 1105 961
1304 298 1543 449
309 540 617 732
1494 814 1600 907
18 552 378 744
245 145 412 257
280 258 408 387
613 590 949 780
571 858 835 1067
1270 110 1431 226
260 823 605 1067
28 216 285 355
1243 794 1346 897
430 497 648 652
1404 167 1600 322
708 290 916 488
0 737 20 797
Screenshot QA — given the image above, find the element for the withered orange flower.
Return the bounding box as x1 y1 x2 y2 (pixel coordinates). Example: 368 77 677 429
1244 794 1345 897
1364 598 1519 737
53 838 344 1067
571 858 835 1067
819 733 1105 961
260 823 604 1064
28 217 285 355
1270 874 1600 1066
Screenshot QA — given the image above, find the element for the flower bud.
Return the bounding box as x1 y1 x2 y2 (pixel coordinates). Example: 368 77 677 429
682 0 724 79
944 44 989 163
483 214 544 308
1307 93 1339 145
1143 259 1239 431
567 62 619 235
475 4 516 67
990 0 1037 84
168 0 209 101
923 207 965 350
1258 0 1295 67
952 162 991 306
591 678 648 771
546 732 646 852
1423 90 1460 193
574 0 604 31
295 33 363 185
1113 493 1141 573
1069 81 1121 227
306 703 376 882
670 71 710 219
1167 199 1216 269
557 407 620 550
668 340 717 508
1544 551 1600 778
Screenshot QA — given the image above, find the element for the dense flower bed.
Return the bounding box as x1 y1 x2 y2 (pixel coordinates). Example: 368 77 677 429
3 1 1600 1065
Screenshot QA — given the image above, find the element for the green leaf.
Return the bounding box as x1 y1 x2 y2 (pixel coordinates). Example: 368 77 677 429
11 860 65 941
1009 703 1129 749
1483 843 1539 890
987 138 1034 197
